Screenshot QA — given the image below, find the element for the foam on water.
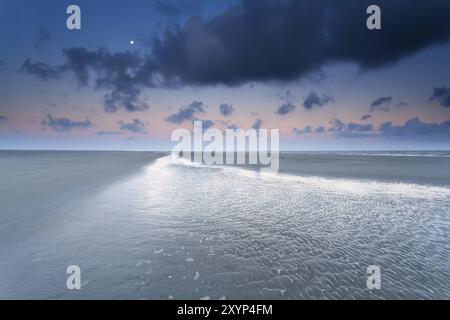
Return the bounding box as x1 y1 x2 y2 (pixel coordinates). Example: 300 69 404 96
161 155 450 199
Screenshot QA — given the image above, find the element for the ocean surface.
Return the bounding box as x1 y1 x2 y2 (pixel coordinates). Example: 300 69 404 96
0 150 449 299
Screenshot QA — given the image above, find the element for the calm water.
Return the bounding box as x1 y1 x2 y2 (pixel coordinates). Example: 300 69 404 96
0 151 449 299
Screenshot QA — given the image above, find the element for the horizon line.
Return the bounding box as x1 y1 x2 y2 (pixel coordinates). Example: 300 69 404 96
1 149 449 153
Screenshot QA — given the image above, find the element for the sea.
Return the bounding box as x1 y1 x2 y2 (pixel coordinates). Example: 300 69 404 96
0 150 449 299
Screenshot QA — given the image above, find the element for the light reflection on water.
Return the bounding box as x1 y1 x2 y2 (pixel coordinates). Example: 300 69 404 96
1 155 449 299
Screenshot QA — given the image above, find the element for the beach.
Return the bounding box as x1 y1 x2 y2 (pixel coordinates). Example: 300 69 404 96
0 151 449 299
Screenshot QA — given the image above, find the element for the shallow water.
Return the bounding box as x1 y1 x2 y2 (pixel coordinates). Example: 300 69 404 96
0 151 449 299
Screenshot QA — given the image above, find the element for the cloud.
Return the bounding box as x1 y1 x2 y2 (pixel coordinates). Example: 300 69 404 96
201 119 215 129
369 96 393 112
294 117 450 139
219 103 234 116
328 118 346 132
166 101 205 124
147 0 450 86
154 0 180 16
347 123 373 132
429 86 450 107
315 126 326 133
292 126 313 135
34 27 51 48
63 47 149 113
277 90 293 101
327 117 450 139
251 119 262 130
328 118 374 138
361 114 372 120
292 119 374 137
60 47 143 87
42 114 92 132
395 102 409 108
369 97 409 112
104 87 149 113
153 0 198 17
379 117 450 137
96 130 121 135
275 102 296 115
276 89 300 106
303 91 333 110
220 120 239 130
119 119 148 134
21 59 60 81
22 47 149 112
0 116 7 123
22 0 450 110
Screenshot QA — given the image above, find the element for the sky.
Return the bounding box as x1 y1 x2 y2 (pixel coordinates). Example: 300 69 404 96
0 0 449 151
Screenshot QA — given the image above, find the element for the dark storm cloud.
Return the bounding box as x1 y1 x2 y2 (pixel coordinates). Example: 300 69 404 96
292 126 313 135
0 116 8 123
166 101 205 124
361 114 372 120
22 0 450 112
219 103 234 116
119 119 148 134
148 0 450 86
303 91 333 110
275 102 296 115
251 119 262 130
429 86 450 107
42 114 92 132
369 96 392 112
379 118 450 137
